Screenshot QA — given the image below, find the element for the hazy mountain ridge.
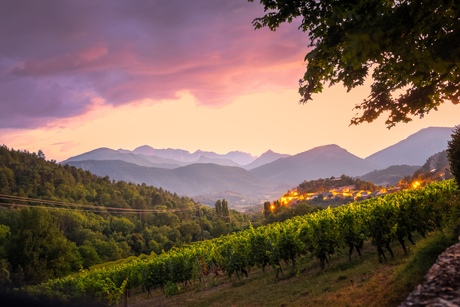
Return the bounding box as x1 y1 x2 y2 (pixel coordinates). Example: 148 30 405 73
119 145 257 165
63 148 246 168
61 148 184 169
62 126 454 197
365 127 453 168
358 165 421 186
250 144 380 184
358 149 451 186
194 155 242 167
65 160 285 197
244 150 291 170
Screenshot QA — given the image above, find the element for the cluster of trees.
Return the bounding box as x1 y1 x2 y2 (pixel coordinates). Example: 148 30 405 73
214 199 229 216
0 146 249 287
296 175 379 194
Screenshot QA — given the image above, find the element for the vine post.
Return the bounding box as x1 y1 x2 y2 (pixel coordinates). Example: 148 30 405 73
196 255 207 286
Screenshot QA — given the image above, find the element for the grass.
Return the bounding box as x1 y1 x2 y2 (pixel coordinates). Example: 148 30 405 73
122 227 459 307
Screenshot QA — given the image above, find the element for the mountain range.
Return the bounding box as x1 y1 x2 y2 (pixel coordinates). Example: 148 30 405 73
117 145 257 165
61 126 454 202
65 160 286 197
364 127 453 167
64 147 185 168
250 144 379 184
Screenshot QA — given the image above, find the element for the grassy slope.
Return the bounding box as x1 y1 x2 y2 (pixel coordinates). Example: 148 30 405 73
122 229 458 307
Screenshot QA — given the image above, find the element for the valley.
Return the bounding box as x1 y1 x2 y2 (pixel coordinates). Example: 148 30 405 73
61 126 454 208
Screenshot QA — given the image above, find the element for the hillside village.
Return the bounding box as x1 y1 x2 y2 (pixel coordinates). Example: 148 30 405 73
278 163 453 207
279 178 385 207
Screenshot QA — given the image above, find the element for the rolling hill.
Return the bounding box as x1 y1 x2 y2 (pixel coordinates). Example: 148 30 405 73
64 160 285 196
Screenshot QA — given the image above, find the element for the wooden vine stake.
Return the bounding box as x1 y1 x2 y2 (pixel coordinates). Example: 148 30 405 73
196 255 207 286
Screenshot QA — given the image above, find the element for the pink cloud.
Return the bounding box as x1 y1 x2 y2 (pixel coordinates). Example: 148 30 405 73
0 0 310 129
13 46 109 76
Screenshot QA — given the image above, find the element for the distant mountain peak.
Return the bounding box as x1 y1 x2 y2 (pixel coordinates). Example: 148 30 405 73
312 144 342 150
136 145 154 150
260 149 287 156
365 126 454 168
251 144 378 184
244 150 291 170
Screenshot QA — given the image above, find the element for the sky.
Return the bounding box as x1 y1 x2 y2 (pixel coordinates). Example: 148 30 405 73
1 0 459 163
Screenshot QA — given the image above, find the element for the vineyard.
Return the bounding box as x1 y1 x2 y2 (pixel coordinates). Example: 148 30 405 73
20 180 459 306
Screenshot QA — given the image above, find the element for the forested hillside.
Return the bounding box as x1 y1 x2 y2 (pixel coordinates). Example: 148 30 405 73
0 146 248 287
296 174 380 194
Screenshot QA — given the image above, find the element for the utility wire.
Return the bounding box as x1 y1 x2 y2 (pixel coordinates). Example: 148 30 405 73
0 194 235 219
0 194 199 213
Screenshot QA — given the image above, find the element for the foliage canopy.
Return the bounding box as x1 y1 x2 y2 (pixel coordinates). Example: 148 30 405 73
0 146 248 286
448 126 460 184
250 0 460 127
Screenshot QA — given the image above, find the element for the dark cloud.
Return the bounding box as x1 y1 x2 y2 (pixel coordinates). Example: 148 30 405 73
0 0 309 129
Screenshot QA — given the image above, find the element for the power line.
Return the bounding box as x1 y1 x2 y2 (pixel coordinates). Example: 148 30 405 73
0 201 200 214
0 194 199 213
0 202 139 214
0 194 235 219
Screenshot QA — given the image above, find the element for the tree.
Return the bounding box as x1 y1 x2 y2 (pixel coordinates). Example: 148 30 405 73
211 219 229 237
447 126 460 184
37 150 45 159
111 217 135 236
221 199 230 216
78 245 101 269
250 0 460 128
215 199 222 215
8 208 74 284
263 201 271 219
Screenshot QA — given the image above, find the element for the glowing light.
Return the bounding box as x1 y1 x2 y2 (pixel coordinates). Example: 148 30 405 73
270 205 275 210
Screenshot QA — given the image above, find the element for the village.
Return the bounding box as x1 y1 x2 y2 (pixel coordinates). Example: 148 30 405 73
279 185 392 206
278 166 452 207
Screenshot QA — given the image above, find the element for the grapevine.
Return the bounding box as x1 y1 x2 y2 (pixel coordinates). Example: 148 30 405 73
21 180 458 305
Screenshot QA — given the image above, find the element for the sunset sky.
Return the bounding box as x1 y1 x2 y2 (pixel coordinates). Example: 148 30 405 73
1 0 459 163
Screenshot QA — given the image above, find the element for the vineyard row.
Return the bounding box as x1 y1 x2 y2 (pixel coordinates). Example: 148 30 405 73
22 180 459 306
